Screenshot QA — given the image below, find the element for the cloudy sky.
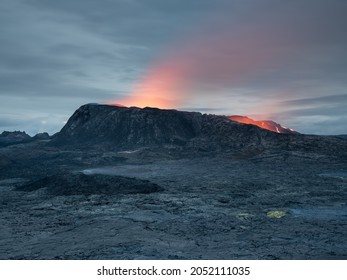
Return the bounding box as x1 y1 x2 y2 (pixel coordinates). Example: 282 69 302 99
1 0 347 135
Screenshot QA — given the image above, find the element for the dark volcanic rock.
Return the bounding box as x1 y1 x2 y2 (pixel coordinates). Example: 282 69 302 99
1 104 347 260
54 104 202 147
33 132 50 140
52 104 278 150
0 154 13 167
49 104 347 158
0 131 32 147
16 173 163 196
334 135 347 140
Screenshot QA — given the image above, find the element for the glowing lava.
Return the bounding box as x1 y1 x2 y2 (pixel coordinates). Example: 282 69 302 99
228 115 295 134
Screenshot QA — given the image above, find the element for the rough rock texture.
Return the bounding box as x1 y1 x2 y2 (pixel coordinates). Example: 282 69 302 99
0 131 32 147
52 104 279 150
17 172 163 196
1 157 347 260
52 104 347 158
33 132 50 140
0 104 347 260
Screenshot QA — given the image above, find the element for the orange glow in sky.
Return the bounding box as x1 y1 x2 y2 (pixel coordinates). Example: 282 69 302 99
107 16 290 113
108 54 192 108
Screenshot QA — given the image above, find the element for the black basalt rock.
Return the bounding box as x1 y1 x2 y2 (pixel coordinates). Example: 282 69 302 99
49 103 347 157
0 131 32 147
16 172 163 196
52 104 277 150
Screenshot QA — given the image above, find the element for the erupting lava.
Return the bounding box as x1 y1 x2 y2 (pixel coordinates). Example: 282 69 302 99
228 115 295 134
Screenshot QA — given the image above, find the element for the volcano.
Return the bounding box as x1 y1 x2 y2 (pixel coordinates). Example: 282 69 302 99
1 103 347 260
52 103 281 150
51 104 346 158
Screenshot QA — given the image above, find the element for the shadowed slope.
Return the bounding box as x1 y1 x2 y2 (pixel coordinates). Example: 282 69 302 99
51 104 347 158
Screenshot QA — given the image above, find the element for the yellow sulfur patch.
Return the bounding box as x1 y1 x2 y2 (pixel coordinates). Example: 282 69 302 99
266 210 286 219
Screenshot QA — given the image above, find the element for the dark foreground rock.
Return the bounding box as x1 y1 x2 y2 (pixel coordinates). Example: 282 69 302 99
0 104 346 260
1 156 346 260
16 173 163 196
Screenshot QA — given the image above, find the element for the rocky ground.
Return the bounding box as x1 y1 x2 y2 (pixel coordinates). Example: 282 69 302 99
0 140 347 259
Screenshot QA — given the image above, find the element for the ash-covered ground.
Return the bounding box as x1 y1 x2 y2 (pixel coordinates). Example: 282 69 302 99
1 105 347 259
0 140 346 260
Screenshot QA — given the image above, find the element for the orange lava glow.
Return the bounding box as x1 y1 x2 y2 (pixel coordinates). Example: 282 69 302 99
228 116 271 130
106 15 294 116
107 54 191 109
228 115 293 134
106 25 280 109
108 103 127 108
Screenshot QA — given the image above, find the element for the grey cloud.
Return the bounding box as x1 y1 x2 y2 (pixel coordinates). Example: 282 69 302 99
0 71 118 100
278 103 347 119
0 0 347 135
25 0 209 47
0 53 71 71
287 115 347 135
0 117 22 128
0 113 67 136
280 94 347 107
271 94 347 130
270 95 347 134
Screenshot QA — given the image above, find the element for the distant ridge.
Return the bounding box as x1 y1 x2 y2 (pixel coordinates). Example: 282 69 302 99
0 131 50 147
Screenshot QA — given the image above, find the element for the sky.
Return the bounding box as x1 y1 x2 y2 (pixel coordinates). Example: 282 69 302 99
0 0 347 135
